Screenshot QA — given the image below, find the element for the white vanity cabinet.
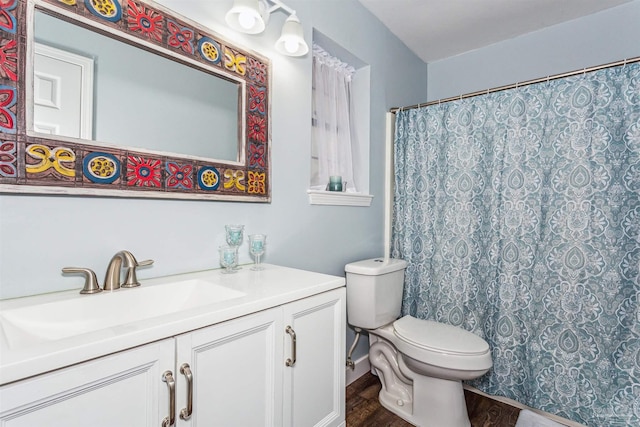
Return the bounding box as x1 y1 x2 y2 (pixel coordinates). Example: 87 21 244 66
0 286 346 427
0 339 175 426
282 287 345 427
174 306 283 426
175 287 346 427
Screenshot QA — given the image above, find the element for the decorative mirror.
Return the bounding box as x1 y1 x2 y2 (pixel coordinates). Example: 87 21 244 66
0 0 271 201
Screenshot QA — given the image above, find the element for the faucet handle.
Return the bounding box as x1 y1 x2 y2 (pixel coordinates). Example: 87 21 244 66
62 267 102 294
121 258 154 288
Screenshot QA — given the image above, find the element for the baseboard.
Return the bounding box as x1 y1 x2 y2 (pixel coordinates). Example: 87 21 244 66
345 354 371 386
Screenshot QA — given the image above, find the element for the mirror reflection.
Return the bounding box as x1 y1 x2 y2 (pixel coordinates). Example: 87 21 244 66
33 10 241 162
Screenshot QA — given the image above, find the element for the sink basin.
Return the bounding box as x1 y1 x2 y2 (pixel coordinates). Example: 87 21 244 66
0 279 245 349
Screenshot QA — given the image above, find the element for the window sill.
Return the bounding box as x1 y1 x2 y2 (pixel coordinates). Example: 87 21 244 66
307 190 373 207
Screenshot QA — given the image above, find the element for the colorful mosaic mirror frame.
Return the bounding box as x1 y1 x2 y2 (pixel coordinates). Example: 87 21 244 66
0 0 271 201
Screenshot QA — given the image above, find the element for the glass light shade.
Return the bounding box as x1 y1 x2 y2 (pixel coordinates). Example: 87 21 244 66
225 0 269 34
274 14 309 57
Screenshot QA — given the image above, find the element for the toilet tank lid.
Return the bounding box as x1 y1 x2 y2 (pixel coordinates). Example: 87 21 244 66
345 258 408 275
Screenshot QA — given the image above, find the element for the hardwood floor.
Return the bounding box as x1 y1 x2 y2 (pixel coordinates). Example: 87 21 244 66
346 372 521 427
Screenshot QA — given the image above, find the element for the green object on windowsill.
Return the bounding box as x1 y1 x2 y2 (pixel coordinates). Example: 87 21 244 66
328 175 343 191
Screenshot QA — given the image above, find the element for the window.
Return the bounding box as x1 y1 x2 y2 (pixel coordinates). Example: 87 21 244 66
310 43 356 191
309 33 372 206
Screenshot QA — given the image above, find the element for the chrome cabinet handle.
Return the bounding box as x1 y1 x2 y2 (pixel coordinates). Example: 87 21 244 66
285 326 297 367
162 370 176 427
179 363 193 420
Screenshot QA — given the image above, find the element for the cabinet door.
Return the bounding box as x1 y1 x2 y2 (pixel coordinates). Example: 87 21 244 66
175 307 282 426
282 288 346 427
0 339 174 427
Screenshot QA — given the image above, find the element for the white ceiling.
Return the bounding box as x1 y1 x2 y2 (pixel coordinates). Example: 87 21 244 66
357 0 634 63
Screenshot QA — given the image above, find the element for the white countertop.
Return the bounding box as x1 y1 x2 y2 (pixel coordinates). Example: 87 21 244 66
0 264 345 385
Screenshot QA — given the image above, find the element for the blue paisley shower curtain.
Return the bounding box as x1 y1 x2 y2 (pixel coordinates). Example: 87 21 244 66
392 63 640 426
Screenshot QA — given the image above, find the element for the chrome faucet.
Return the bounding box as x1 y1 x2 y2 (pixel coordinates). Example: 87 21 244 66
103 250 154 291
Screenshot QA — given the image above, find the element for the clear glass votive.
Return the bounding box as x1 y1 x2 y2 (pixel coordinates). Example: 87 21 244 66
219 245 238 274
248 234 267 271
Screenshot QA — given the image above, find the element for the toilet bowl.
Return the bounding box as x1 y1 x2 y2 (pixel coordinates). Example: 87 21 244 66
345 258 492 427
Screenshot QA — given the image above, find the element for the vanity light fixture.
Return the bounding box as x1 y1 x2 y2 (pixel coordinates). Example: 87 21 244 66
225 0 309 57
225 0 269 34
274 14 308 56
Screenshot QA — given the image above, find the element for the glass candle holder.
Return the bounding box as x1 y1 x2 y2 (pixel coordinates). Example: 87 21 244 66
328 175 343 192
225 224 244 247
248 234 267 271
225 224 244 269
219 245 238 274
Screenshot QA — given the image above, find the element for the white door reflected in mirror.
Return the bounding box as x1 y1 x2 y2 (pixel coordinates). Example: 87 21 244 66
33 43 94 139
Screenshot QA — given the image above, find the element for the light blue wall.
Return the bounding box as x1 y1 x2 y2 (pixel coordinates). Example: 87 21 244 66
427 1 640 101
0 0 427 307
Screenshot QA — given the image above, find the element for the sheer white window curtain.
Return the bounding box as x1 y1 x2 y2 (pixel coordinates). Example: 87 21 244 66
311 44 357 192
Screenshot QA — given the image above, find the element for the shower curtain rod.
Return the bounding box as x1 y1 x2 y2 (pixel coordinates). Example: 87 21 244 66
390 55 640 113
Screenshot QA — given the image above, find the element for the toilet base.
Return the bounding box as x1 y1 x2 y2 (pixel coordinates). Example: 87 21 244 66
377 365 470 427
369 334 473 427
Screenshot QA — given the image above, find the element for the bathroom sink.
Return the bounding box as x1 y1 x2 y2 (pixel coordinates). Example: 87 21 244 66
0 279 246 349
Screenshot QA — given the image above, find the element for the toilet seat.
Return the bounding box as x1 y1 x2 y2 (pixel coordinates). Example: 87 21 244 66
390 315 492 371
393 315 489 355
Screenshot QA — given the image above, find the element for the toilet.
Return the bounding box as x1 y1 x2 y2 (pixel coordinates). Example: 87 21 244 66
345 258 492 427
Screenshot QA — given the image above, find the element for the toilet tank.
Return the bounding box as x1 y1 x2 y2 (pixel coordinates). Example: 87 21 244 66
345 258 408 329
